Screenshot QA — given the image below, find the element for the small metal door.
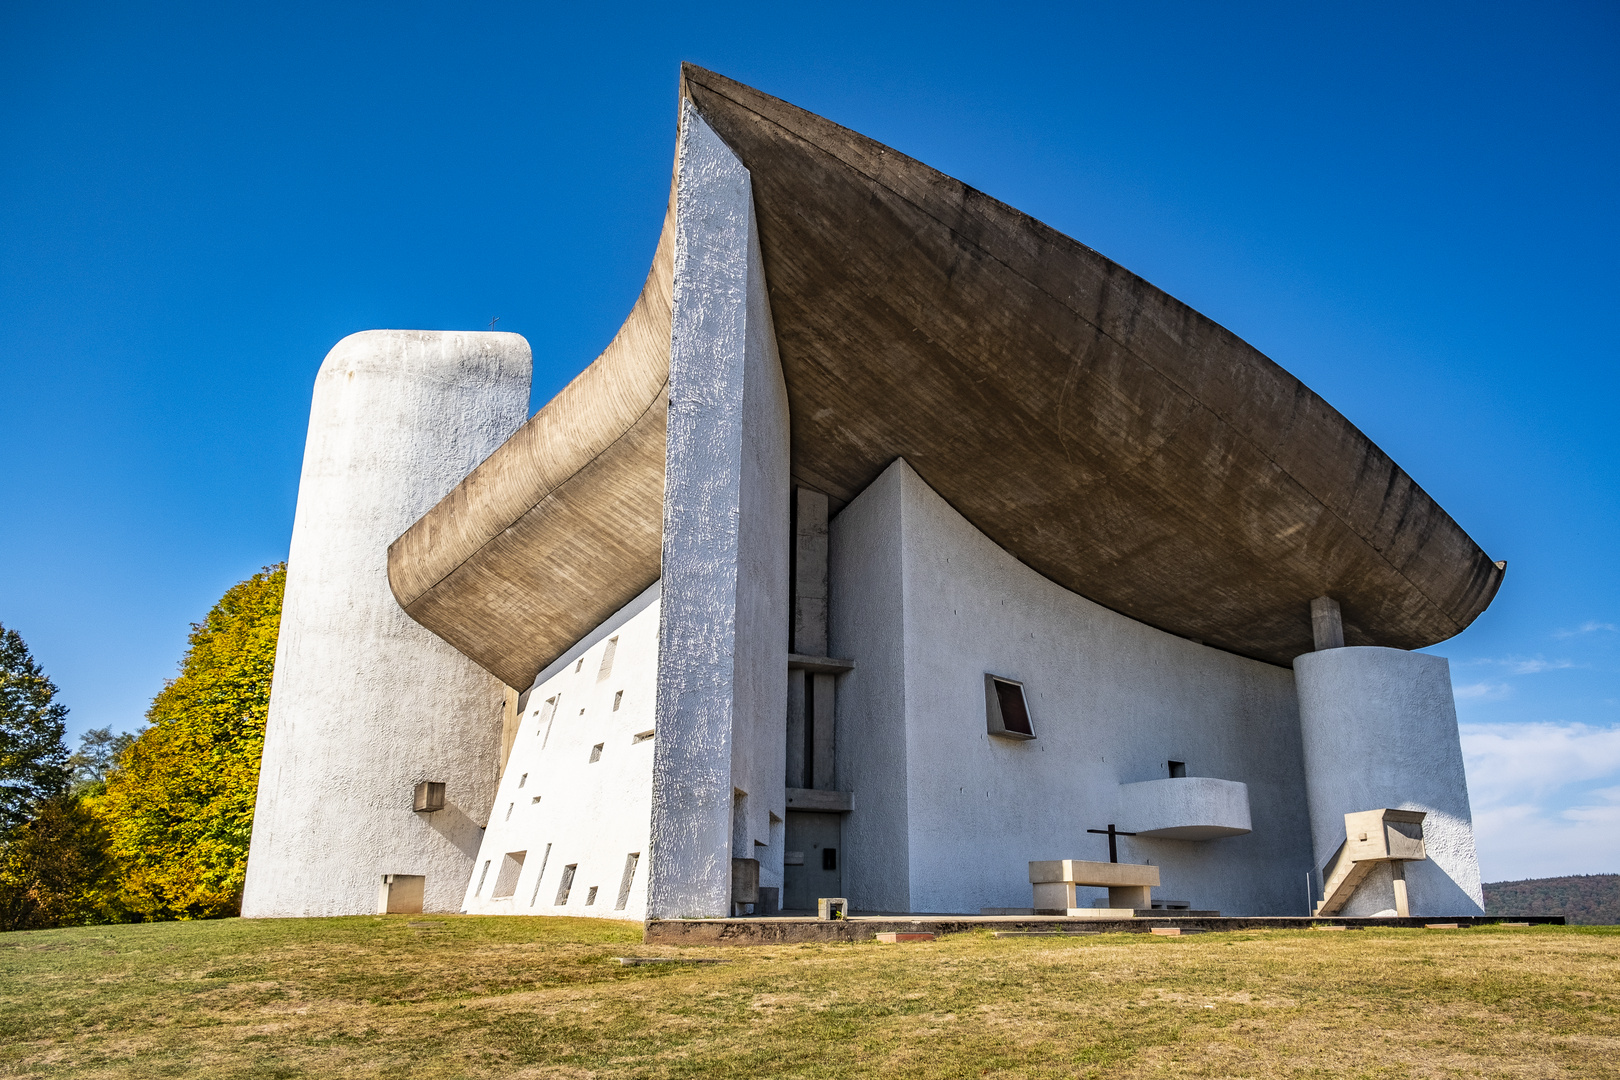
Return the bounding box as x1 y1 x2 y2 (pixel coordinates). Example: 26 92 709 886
782 811 841 912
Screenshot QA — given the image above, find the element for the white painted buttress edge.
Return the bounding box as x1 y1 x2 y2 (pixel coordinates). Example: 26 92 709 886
648 101 791 919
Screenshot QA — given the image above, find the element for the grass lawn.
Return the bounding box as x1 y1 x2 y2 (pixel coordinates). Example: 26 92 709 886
1 917 1616 1079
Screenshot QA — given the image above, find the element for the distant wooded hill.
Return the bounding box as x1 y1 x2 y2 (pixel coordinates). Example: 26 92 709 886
1483 874 1619 925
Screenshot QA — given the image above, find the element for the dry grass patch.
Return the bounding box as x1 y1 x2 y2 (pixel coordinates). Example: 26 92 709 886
0 917 1615 1078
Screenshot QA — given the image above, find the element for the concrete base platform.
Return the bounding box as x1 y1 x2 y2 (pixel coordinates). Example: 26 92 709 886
644 914 1565 946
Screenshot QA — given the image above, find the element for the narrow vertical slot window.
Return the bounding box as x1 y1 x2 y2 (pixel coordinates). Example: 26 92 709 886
589 743 603 763
555 864 577 905
613 690 623 711
474 859 491 896
529 843 551 907
574 658 584 673
585 886 599 906
537 695 559 749
518 773 528 788
504 802 514 821
597 636 618 682
615 853 641 910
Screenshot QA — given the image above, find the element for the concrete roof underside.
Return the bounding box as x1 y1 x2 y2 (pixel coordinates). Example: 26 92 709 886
388 64 1503 689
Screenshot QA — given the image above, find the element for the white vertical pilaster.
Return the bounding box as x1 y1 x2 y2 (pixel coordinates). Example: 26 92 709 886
648 102 790 919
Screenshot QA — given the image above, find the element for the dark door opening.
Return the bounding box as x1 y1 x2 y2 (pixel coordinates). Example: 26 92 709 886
782 810 841 912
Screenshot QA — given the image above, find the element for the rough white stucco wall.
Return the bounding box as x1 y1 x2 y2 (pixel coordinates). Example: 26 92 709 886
832 460 1314 916
462 585 661 920
828 466 910 912
1295 647 1484 916
242 330 531 917
648 102 791 919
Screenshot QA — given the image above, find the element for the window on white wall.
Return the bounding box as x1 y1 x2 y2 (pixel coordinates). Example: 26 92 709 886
597 636 618 682
613 690 623 711
589 743 604 763
985 674 1036 740
585 886 599 906
474 859 491 896
632 729 654 744
492 851 525 898
555 864 577 905
536 696 559 743
615 853 641 910
529 843 551 907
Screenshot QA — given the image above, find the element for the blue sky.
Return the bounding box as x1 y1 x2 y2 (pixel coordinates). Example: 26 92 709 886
2 1 1615 883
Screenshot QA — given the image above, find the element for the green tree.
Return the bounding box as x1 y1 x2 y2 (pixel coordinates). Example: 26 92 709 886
0 624 71 840
68 726 138 794
94 564 285 920
0 792 122 930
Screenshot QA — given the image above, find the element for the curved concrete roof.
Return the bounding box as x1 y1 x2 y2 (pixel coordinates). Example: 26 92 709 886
388 64 1503 688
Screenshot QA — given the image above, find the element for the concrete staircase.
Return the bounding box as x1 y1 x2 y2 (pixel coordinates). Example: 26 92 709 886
1313 809 1427 917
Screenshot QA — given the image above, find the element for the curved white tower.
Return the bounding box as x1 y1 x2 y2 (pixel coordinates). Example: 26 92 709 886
243 330 531 917
1295 646 1485 916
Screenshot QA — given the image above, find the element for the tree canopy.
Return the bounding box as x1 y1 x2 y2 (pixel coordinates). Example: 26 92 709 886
93 564 285 920
0 624 71 840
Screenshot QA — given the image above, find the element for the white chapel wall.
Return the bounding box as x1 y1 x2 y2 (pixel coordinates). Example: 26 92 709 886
462 584 662 920
831 459 1315 917
243 330 531 918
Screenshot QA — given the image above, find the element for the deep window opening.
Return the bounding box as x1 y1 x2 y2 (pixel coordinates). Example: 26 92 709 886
589 743 604 763
492 851 525 898
529 843 551 907
613 690 623 711
1168 760 1187 778
474 859 491 896
585 885 599 906
597 637 618 682
616 852 641 910
986 675 1036 739
555 863 577 905
822 848 838 871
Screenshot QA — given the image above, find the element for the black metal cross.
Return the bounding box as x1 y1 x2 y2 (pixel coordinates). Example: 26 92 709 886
1086 823 1137 863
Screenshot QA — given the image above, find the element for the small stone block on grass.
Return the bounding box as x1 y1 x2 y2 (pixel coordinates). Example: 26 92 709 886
1498 922 1530 927
1149 927 1205 936
1424 923 1461 930
874 932 935 943
1311 924 1349 930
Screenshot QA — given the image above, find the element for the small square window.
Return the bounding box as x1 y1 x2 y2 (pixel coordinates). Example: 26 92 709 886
1168 760 1187 778
985 674 1036 740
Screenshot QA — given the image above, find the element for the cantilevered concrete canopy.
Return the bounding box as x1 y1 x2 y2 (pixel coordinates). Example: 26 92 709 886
388 64 1503 688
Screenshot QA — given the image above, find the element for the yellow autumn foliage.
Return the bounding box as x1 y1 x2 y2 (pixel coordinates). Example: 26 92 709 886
92 564 285 919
